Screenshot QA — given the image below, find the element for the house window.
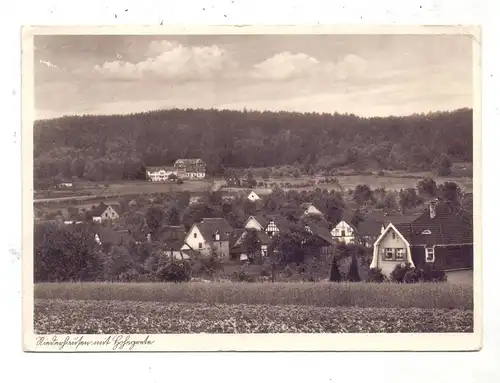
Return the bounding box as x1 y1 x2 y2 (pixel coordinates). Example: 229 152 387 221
341 230 346 237
383 248 395 261
198 242 202 249
215 233 220 241
395 248 405 261
425 247 435 262
392 232 396 240
194 233 197 238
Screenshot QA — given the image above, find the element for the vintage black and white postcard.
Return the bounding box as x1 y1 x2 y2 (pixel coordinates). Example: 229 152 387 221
22 25 482 352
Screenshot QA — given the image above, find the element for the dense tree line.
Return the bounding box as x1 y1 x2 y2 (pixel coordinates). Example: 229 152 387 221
33 107 472 185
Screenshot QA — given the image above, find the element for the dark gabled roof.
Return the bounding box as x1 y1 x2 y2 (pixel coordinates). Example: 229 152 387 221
155 225 186 243
357 210 420 237
393 203 473 246
305 222 336 245
163 239 187 252
357 220 383 237
90 203 109 217
229 228 246 247
196 218 234 241
256 230 272 245
230 230 271 254
248 214 271 229
340 210 356 225
301 202 327 215
94 227 135 245
265 215 294 233
174 158 205 165
145 166 176 172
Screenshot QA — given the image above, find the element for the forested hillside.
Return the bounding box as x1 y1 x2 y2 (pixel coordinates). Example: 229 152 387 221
33 107 473 185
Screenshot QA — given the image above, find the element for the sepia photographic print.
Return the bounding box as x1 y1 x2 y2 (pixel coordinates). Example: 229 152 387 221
22 25 481 352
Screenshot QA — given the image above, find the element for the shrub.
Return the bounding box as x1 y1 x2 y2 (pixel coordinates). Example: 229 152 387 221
283 265 295 278
232 268 256 283
193 254 224 278
366 267 386 283
156 260 192 283
329 258 342 282
346 254 361 282
390 263 414 283
260 266 271 277
421 264 447 282
403 268 423 284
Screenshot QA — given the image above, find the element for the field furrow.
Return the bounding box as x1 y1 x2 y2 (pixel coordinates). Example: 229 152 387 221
34 299 473 334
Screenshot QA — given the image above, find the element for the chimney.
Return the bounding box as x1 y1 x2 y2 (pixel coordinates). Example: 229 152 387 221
429 199 438 219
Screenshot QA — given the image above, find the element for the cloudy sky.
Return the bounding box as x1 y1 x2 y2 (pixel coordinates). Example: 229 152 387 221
34 34 473 120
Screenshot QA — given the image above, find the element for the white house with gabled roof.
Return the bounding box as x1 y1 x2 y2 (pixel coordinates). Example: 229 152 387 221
247 190 261 202
370 223 415 275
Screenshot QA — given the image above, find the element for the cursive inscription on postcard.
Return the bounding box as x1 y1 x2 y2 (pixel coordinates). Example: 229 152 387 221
35 335 155 351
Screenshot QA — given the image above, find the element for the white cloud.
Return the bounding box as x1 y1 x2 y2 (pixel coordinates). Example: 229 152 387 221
251 52 323 81
94 40 237 82
251 52 368 82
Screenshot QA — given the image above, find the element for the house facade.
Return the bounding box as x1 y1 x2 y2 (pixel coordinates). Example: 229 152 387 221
301 203 324 217
184 218 234 257
94 227 135 250
90 203 120 223
330 220 356 244
146 166 177 182
174 158 207 180
243 215 269 231
247 191 260 202
370 200 474 276
230 229 271 261
304 222 336 257
263 216 291 237
357 210 421 248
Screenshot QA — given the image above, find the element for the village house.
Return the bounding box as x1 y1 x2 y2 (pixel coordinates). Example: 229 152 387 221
301 203 325 218
370 200 474 275
243 214 270 231
330 212 357 244
263 215 293 237
303 221 337 257
230 229 272 262
357 210 421 247
174 158 207 180
145 166 177 182
89 203 120 223
151 225 195 260
247 190 260 202
184 217 234 258
57 181 74 189
93 226 136 251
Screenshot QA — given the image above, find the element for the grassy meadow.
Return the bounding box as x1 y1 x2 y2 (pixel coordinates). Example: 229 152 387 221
35 281 473 310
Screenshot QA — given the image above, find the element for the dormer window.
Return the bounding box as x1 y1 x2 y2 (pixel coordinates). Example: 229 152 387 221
422 230 432 235
425 246 435 262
